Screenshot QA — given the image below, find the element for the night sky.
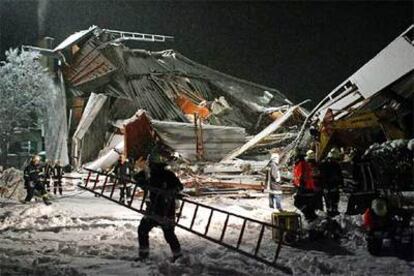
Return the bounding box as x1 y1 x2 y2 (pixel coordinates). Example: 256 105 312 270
0 0 412 106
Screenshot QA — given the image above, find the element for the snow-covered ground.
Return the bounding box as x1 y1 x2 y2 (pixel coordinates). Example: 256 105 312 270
1 177 413 275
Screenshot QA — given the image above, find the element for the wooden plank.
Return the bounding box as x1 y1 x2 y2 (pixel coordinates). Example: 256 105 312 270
221 104 299 161
203 161 268 174
183 180 264 190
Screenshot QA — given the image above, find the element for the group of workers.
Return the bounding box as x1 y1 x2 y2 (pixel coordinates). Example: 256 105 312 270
21 146 410 261
268 147 343 222
268 148 413 258
23 155 64 205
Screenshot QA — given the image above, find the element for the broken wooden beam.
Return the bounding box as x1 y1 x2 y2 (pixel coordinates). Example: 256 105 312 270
221 104 300 161
182 179 264 191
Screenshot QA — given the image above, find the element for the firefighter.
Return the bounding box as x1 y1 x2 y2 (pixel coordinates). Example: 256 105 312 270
52 160 64 196
23 155 51 205
267 152 283 211
134 150 183 262
363 198 391 255
113 154 132 204
364 198 413 258
305 150 323 211
43 159 53 192
292 149 317 222
320 148 343 217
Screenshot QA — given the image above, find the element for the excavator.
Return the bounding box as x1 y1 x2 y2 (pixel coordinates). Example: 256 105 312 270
316 108 407 161
312 107 410 216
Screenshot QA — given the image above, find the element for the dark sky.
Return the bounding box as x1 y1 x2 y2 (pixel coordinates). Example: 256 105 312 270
0 0 412 106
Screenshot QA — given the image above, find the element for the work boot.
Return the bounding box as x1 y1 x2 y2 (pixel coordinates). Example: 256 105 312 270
42 195 52 206
136 248 149 261
171 251 182 263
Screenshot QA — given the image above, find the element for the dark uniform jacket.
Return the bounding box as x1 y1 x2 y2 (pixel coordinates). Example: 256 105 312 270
320 160 343 192
135 164 183 220
113 161 131 183
44 163 53 178
52 165 64 179
24 163 44 188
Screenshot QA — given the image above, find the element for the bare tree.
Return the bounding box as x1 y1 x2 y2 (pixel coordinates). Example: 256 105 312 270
0 49 55 166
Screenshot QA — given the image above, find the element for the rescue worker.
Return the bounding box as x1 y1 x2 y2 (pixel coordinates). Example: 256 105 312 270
113 154 132 204
134 150 183 262
43 159 53 192
23 155 51 205
292 149 317 222
52 160 64 196
305 150 323 211
364 198 413 258
267 152 283 211
320 148 343 217
363 198 391 255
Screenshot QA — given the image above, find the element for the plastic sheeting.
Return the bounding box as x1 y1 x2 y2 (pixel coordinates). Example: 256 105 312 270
83 140 124 171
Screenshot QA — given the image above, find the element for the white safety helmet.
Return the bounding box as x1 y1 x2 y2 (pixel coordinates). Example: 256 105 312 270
371 198 388 217
270 153 280 163
327 147 341 160
306 150 315 161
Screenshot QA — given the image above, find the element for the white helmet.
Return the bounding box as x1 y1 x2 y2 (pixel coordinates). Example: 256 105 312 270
306 150 315 160
327 147 340 160
270 153 279 163
371 199 387 217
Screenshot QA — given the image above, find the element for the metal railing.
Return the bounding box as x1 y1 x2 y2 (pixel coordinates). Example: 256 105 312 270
103 29 174 43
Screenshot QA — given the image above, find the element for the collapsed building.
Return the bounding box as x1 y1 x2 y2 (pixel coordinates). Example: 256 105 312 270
28 25 413 195
35 26 305 172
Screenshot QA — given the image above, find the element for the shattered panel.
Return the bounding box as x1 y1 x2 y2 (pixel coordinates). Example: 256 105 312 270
63 39 117 92
152 120 246 161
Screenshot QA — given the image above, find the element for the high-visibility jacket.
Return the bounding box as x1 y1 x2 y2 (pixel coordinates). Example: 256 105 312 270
293 160 315 191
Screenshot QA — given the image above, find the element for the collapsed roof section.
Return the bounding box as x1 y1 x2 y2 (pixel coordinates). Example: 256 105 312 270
84 110 247 170
56 26 293 133
41 26 304 167
295 25 414 156
308 25 414 123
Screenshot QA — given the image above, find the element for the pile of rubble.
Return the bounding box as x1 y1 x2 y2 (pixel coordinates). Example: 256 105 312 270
175 159 295 197
0 168 25 201
362 139 414 191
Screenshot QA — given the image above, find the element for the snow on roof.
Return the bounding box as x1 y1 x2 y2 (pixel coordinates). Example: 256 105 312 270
53 25 98 52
